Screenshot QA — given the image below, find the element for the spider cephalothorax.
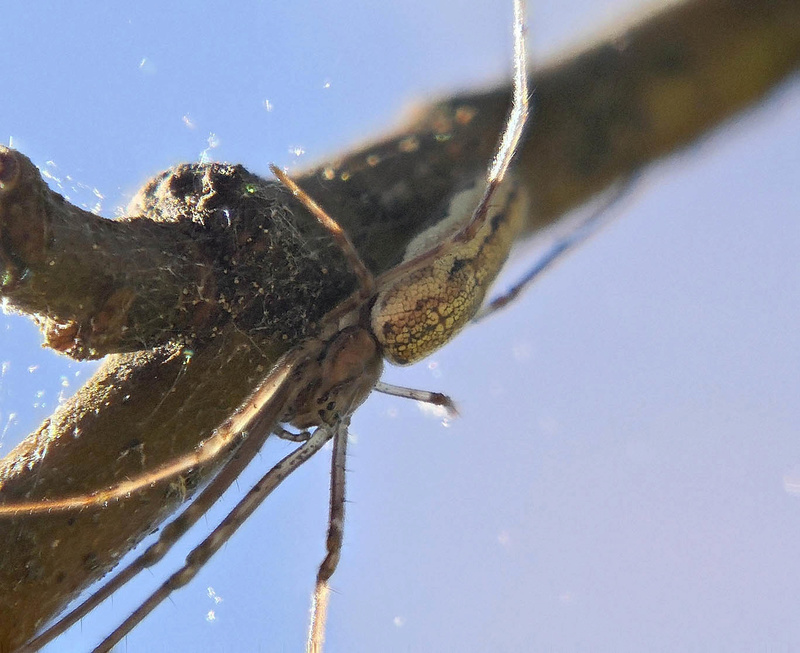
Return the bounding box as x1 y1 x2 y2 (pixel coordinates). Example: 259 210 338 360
284 326 383 431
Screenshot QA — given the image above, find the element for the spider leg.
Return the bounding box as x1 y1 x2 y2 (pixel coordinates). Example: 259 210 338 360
474 173 642 322
20 412 273 651
90 423 335 653
307 418 349 653
457 0 529 243
17 348 307 652
275 424 313 442
375 381 458 418
0 349 303 515
270 163 376 299
374 0 529 292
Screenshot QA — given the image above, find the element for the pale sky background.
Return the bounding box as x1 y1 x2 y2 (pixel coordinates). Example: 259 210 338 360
1 1 799 651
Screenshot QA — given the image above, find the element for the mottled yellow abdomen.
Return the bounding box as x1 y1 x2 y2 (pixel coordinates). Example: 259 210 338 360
371 178 527 365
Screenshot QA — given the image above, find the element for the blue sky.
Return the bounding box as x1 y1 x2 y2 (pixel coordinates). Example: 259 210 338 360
2 1 799 651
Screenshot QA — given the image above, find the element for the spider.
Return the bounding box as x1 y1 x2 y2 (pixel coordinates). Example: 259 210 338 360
3 0 531 650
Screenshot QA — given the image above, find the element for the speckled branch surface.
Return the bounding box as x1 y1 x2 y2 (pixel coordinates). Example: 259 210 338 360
1 0 798 649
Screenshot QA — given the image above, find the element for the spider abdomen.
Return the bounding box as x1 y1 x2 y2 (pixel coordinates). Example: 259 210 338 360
371 180 527 365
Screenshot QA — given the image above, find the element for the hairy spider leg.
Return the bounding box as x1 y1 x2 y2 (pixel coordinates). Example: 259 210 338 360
91 422 336 653
474 173 642 322
374 0 529 293
270 0 528 326
374 381 459 417
307 418 349 653
273 424 314 442
270 163 376 300
0 350 300 517
16 347 308 652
